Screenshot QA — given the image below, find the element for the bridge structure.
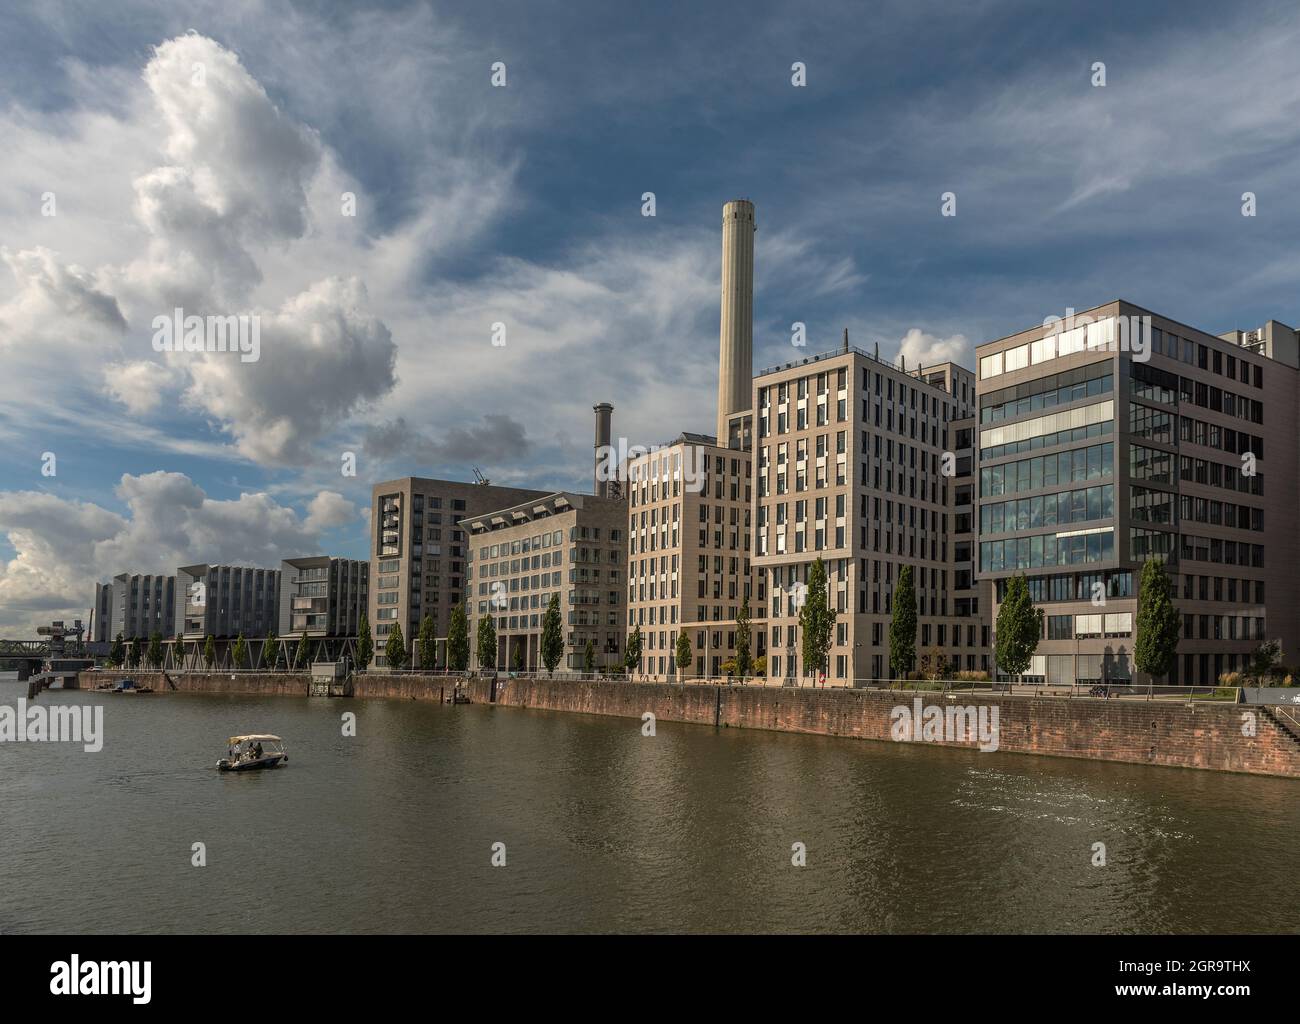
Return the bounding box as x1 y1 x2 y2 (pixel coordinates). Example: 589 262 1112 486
0 623 90 679
109 634 361 673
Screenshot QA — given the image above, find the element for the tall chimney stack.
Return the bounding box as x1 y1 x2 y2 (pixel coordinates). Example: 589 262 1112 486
717 199 755 445
593 402 613 498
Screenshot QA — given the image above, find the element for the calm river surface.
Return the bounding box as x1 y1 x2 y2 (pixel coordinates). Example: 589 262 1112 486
1 675 1296 934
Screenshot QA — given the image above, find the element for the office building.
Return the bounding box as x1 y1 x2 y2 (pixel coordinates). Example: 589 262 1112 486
974 300 1300 685
463 491 627 671
752 339 982 682
625 433 765 678
369 477 550 665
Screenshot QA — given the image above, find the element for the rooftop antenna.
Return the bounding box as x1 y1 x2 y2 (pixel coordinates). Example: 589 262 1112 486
843 327 849 353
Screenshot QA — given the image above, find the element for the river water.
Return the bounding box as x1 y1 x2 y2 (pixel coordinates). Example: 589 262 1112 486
1 674 1295 933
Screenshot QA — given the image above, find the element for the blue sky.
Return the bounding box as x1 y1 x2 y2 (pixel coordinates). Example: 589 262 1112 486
2 0 1300 631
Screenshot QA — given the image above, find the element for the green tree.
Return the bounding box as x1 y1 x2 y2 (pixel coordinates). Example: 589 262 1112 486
735 595 752 678
799 557 835 684
294 633 314 669
512 641 524 672
356 615 373 670
541 593 564 676
126 639 140 670
1247 638 1282 681
624 623 643 675
1134 559 1180 680
231 632 247 669
203 634 216 669
146 631 163 670
447 605 469 671
583 639 595 674
476 614 496 672
418 614 437 671
995 574 1043 677
674 629 692 679
109 632 124 668
889 564 918 678
753 654 767 677
261 631 276 671
385 623 407 670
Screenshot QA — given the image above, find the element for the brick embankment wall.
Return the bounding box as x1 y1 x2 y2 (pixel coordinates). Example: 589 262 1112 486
477 676 721 726
76 670 310 697
351 674 457 701
475 677 1300 778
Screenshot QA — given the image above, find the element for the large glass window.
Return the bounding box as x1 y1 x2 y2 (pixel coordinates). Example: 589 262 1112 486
980 442 1113 497
981 361 1112 423
980 528 1114 572
1129 402 1175 444
1129 444 1174 485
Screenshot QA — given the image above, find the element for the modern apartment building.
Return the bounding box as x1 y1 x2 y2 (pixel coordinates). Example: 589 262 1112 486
752 340 983 683
92 573 176 641
462 491 627 671
974 300 1300 686
278 556 369 638
625 433 766 679
175 564 281 639
370 477 550 666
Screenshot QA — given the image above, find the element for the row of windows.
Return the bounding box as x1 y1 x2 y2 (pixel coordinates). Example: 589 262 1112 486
1046 612 1133 640
979 484 1114 535
1179 417 1264 458
979 317 1267 391
980 528 1114 572
1181 535 1264 568
1183 614 1266 642
1129 403 1175 445
1179 456 1263 495
980 364 1112 423
978 317 1119 380
1130 527 1177 562
993 571 1133 604
1179 496 1264 532
1181 575 1264 605
1150 326 1263 387
411 495 467 511
1129 485 1173 524
1129 361 1180 404
1176 376 1264 423
980 418 1112 461
979 442 1114 497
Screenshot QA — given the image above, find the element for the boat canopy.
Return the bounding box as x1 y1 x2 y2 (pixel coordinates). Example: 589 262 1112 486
228 734 282 745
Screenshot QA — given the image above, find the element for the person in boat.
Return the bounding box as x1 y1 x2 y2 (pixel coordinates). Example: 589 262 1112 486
253 742 263 759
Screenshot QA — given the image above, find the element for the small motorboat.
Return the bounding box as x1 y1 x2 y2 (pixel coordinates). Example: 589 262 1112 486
111 678 151 693
217 734 289 772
